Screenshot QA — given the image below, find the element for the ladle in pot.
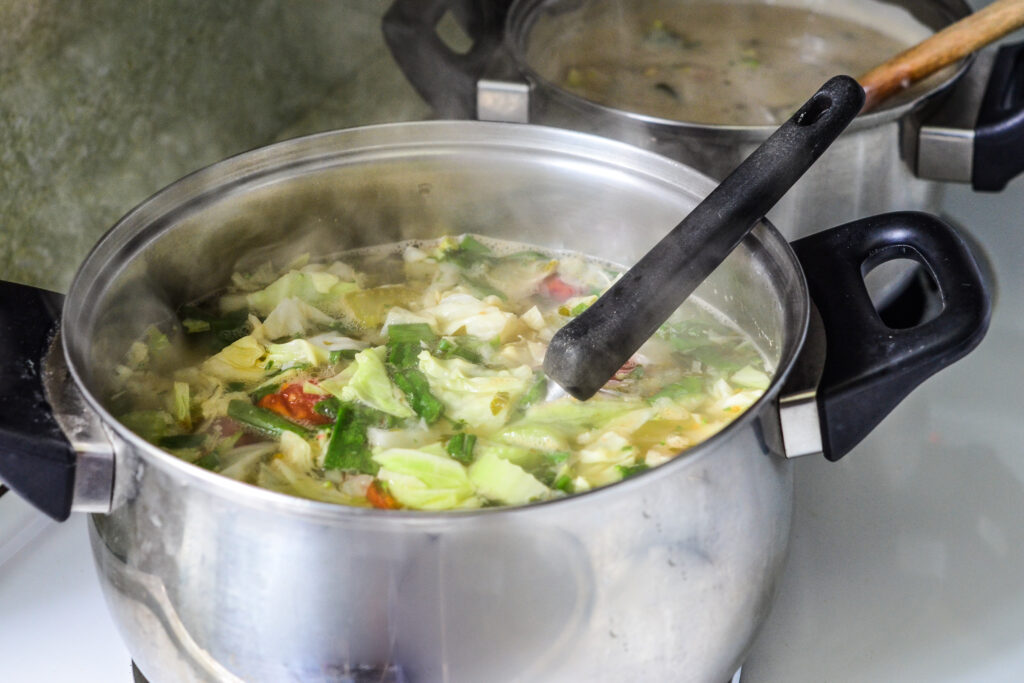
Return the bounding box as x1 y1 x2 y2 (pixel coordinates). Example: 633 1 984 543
858 0 1024 113
543 75 864 401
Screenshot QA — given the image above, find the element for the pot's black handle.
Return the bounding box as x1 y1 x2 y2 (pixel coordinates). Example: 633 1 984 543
382 0 513 118
790 212 991 461
0 281 76 520
973 40 1024 191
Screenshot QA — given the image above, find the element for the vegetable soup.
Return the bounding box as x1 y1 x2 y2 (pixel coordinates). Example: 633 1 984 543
112 236 772 510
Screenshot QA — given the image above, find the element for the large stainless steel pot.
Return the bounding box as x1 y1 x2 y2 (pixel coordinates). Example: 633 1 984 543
383 0 1024 238
0 122 989 682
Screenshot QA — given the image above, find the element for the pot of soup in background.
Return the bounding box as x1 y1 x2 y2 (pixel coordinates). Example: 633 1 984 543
0 122 988 682
383 0 1024 241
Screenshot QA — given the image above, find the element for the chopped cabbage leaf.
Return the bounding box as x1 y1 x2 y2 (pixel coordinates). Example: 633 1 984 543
340 347 415 418
421 291 517 340
278 430 317 472
730 365 772 390
468 452 550 505
234 270 359 317
266 338 327 371
373 444 477 509
417 351 533 432
262 297 336 340
201 335 266 384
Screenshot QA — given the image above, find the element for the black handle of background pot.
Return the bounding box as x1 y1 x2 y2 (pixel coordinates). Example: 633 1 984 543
382 0 513 118
0 281 76 520
791 212 990 461
973 40 1024 191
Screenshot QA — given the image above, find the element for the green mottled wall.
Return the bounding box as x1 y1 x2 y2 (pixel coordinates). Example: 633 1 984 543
0 0 429 291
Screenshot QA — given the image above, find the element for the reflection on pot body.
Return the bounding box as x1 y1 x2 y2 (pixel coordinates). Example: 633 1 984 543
91 420 790 682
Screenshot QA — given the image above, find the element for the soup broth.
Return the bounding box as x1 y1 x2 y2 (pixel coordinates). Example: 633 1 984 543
526 0 935 125
111 236 772 510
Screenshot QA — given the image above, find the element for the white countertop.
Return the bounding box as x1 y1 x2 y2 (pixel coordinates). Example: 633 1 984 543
2 160 1022 683
743 179 1024 681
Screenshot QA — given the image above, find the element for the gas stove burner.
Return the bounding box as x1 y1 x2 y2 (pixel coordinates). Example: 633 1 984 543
131 661 407 682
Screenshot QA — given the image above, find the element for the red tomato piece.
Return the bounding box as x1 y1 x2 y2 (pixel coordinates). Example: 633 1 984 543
540 274 579 302
257 383 332 425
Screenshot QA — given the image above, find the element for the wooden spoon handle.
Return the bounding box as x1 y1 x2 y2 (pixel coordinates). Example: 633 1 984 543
858 0 1024 113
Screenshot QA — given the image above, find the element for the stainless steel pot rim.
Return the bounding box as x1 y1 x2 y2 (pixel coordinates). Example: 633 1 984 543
62 120 810 523
504 0 974 138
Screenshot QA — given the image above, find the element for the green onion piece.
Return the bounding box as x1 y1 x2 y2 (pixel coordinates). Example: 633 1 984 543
391 369 445 424
441 235 495 269
387 323 439 369
250 382 281 403
323 403 377 474
158 433 207 449
533 450 571 486
553 474 573 493
446 432 477 464
517 371 548 412
387 342 422 370
179 306 249 350
328 348 358 364
387 323 438 345
314 396 342 421
436 337 483 364
226 400 313 439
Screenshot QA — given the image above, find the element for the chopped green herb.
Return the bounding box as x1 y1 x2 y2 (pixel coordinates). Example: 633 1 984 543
446 432 477 464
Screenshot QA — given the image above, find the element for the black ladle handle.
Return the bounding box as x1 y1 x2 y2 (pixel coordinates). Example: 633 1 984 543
543 76 866 400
